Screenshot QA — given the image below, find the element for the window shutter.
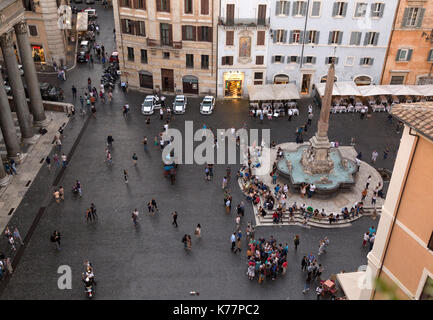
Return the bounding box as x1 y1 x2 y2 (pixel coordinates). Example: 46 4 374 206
379 4 385 17
281 56 285 63
401 8 409 28
273 30 277 43
292 2 298 16
167 0 170 12
428 49 433 61
257 31 265 45
134 21 139 35
328 31 333 44
289 30 294 44
373 32 379 46
356 32 362 45
192 26 197 41
335 57 339 64
303 56 307 64
332 2 338 17
283 30 288 43
342 2 348 16
395 49 401 61
354 3 360 17
272 56 276 63
350 32 355 45
221 57 226 65
416 8 425 28
407 49 413 61
201 0 209 15
284 2 291 15
370 3 375 16
312 1 320 16
182 26 187 40
121 19 127 33
315 31 320 44
226 31 233 46
295 56 300 63
168 24 173 45
325 57 329 64
276 1 281 15
301 1 307 16
364 32 370 46
197 26 202 41
337 31 343 44
156 0 161 11
312 57 316 64
369 58 374 65
208 27 213 42
360 58 363 65
299 31 304 44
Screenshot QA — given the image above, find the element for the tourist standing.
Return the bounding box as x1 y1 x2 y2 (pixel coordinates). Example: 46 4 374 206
132 209 139 226
13 227 24 245
294 235 300 250
172 211 178 227
371 150 378 164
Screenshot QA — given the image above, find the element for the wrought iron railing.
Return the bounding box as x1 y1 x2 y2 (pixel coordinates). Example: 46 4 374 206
218 17 270 27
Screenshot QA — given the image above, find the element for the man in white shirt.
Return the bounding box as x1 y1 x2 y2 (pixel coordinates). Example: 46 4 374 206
288 109 293 121
371 150 379 164
308 184 316 198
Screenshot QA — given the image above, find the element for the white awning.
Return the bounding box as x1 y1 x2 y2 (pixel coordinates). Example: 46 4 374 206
247 84 300 101
358 85 392 96
315 82 341 96
408 85 433 96
76 12 88 32
383 85 422 96
336 272 371 300
335 81 362 96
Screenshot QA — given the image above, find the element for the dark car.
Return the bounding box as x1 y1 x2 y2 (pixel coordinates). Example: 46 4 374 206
77 51 87 63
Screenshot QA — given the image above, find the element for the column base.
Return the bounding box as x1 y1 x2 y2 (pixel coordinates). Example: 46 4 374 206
22 134 40 145
8 153 27 164
33 118 48 128
0 175 11 187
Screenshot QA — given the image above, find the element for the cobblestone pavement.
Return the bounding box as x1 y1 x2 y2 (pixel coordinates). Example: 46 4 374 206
0 4 402 299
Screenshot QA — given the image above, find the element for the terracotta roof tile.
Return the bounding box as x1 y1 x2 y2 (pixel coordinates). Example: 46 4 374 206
391 102 433 142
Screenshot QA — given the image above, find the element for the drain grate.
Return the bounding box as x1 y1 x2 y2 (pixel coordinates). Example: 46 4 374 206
25 180 31 187
8 208 14 216
40 157 45 163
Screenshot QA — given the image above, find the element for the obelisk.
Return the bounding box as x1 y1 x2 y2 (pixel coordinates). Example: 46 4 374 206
301 62 335 174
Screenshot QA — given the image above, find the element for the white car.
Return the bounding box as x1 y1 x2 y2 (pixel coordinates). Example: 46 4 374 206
173 95 187 114
141 95 161 115
200 96 215 115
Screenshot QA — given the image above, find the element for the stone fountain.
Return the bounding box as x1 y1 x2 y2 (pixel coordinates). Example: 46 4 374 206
277 62 357 195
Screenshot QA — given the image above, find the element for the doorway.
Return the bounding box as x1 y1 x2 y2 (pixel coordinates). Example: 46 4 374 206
161 68 174 92
182 75 199 94
301 74 311 94
225 80 242 97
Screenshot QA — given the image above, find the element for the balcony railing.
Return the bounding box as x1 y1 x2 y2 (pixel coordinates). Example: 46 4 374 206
218 17 270 27
146 38 182 49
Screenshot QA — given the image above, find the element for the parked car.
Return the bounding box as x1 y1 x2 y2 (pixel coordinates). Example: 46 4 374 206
79 40 90 53
84 8 97 19
77 51 87 63
200 96 215 115
141 95 160 115
173 95 187 114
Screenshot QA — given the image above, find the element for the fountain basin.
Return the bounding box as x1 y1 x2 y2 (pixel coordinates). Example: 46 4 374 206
277 145 357 195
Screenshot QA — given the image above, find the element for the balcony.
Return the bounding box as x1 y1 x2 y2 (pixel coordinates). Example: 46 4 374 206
146 38 182 49
218 17 270 27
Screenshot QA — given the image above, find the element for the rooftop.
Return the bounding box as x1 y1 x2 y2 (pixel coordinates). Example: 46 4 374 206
391 102 433 142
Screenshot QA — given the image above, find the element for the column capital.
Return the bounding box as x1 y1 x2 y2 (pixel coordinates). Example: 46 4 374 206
0 31 14 47
14 21 28 35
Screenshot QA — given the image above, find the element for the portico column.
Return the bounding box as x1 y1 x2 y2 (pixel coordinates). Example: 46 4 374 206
0 158 11 187
15 21 47 128
0 31 37 144
0 71 22 161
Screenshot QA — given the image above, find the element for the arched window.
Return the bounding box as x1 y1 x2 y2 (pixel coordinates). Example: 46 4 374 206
353 75 372 86
274 74 289 84
320 75 338 83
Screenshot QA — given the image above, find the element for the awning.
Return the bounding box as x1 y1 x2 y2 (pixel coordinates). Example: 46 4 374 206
247 84 300 101
335 81 362 96
336 272 371 300
76 12 88 32
315 82 341 96
358 85 392 96
408 85 433 96
383 85 422 96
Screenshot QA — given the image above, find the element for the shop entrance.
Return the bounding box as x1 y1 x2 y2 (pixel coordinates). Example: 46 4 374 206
301 74 311 94
161 68 174 92
32 45 46 63
225 80 242 97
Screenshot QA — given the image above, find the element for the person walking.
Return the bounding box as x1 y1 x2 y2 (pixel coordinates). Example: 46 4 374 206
53 189 60 204
182 234 188 249
230 232 236 251
383 147 390 160
132 209 139 226
123 169 128 184
235 215 241 229
225 197 231 214
222 176 227 189
294 235 300 250
72 85 77 99
132 153 138 165
371 150 378 164
58 186 65 201
5 257 13 275
361 188 368 201
226 167 231 184
13 227 24 245
362 232 369 247
61 153 67 168
45 156 51 171
51 230 61 250
195 224 201 238
369 233 375 251
8 236 16 251
142 136 148 152
301 256 308 271
90 203 97 220
151 198 159 213
86 208 92 223
106 151 112 164
186 235 192 250
234 236 242 254
53 153 60 168
316 285 323 300
302 270 312 294
366 175 372 189
172 211 178 227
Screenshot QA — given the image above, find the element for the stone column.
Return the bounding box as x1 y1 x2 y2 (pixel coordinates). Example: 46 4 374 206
15 21 47 128
0 31 37 144
317 62 335 138
0 158 11 187
0 71 22 161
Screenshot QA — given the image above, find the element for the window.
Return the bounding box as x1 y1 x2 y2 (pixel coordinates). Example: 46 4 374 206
160 23 172 45
307 30 319 44
360 57 374 66
201 0 209 15
136 0 146 9
198 26 212 42
226 31 234 46
276 1 290 15
332 2 347 17
141 49 148 63
350 32 362 45
272 55 284 63
345 56 354 66
127 47 134 61
182 25 196 41
390 75 405 85
226 4 235 24
28 25 38 36
428 49 433 62
290 30 302 44
121 19 135 35
136 21 146 37
184 0 193 14
371 3 384 18
402 7 425 28
257 31 265 46
221 56 233 65
288 56 299 63
201 55 209 69
275 30 287 43
254 72 263 80
186 54 194 68
325 57 339 64
157 0 170 12
257 4 267 25
420 276 433 300
311 1 321 17
256 56 264 65
354 3 367 17
304 56 316 64
396 48 413 62
364 32 379 46
163 52 170 59
120 0 131 7
292 1 307 16
329 31 343 44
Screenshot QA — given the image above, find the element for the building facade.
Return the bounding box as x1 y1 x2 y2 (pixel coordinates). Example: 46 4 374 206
267 0 398 96
338 102 433 300
381 0 433 85
0 0 47 187
113 0 218 95
217 0 269 98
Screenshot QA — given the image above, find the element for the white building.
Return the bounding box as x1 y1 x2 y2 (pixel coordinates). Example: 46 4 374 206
217 0 270 98
267 0 399 96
